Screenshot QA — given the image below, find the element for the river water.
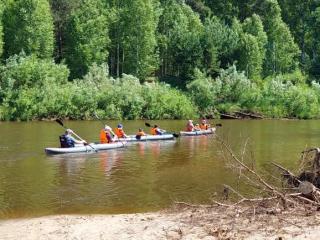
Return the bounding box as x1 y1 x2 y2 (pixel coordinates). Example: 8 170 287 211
0 120 319 219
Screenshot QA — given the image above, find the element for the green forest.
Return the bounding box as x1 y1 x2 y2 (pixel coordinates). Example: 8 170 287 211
1 0 320 120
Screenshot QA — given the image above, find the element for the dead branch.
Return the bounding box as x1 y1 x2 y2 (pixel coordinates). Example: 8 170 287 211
215 135 289 206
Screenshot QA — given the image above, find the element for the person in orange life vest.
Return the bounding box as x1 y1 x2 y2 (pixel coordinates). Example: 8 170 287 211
199 119 210 130
151 125 165 135
136 128 146 140
100 125 116 143
186 120 194 132
114 124 128 138
194 123 201 131
136 128 146 136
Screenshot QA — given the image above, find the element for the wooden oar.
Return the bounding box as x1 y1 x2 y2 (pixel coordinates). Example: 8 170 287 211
144 122 180 138
55 119 97 152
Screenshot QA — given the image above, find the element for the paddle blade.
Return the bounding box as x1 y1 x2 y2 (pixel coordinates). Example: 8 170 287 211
55 119 64 127
215 123 222 127
145 123 151 127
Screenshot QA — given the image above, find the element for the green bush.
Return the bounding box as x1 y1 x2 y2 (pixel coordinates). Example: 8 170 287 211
0 56 197 120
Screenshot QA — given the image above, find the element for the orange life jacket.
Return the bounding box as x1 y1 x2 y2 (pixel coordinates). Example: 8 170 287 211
151 128 157 135
200 124 209 130
100 129 108 143
137 131 146 136
114 128 125 138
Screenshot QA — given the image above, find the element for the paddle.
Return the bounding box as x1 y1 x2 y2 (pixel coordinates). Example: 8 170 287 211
144 122 180 138
55 119 97 152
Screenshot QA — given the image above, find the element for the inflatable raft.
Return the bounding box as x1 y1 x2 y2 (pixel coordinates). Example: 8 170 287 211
45 142 125 154
117 134 174 142
179 127 216 136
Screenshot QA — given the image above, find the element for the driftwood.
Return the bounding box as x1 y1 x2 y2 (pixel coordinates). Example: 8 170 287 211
220 113 241 119
234 111 264 119
219 111 264 119
212 136 320 212
175 135 320 215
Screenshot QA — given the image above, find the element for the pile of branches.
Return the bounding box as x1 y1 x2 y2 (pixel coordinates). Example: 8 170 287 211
210 136 320 212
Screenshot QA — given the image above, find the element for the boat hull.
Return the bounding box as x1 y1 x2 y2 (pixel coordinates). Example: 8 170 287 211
180 127 216 136
45 142 125 154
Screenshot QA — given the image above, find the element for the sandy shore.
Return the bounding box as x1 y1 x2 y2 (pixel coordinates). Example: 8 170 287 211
1 205 320 240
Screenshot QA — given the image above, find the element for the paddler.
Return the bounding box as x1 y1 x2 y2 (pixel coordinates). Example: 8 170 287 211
199 119 210 130
100 125 116 143
194 123 201 131
136 128 146 137
114 124 128 138
60 129 87 148
136 128 147 140
151 125 165 135
186 120 194 132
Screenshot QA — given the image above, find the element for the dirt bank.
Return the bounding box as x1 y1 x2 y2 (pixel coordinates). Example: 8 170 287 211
1 204 320 240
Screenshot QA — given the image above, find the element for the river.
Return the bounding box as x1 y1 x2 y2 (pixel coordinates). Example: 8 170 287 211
0 120 319 219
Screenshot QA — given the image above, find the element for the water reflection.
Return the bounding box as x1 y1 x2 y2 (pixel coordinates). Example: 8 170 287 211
98 151 123 175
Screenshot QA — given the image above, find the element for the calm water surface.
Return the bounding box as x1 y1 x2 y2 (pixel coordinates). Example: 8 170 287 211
0 120 319 219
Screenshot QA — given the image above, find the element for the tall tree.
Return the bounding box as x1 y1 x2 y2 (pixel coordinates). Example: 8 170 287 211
256 0 300 75
158 0 204 82
202 16 239 75
202 0 238 23
49 0 79 62
239 14 267 80
108 0 158 80
3 0 54 59
122 0 158 80
278 0 318 71
65 0 109 78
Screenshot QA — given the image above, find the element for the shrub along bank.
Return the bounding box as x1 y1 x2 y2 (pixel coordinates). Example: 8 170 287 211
1 54 320 121
0 54 196 121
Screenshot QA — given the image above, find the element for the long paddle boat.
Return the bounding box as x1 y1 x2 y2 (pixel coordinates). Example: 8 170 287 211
45 142 126 154
179 127 216 136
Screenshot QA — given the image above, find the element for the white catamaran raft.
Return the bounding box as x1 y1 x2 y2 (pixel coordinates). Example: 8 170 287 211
45 142 125 154
179 127 216 136
117 134 175 142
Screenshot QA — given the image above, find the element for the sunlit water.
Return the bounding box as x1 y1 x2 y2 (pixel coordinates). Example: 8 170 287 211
0 120 319 219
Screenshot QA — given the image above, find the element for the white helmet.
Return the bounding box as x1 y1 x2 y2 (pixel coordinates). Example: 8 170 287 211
104 125 112 131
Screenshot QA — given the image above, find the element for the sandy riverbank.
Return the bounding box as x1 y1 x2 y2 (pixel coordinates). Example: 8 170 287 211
1 205 320 240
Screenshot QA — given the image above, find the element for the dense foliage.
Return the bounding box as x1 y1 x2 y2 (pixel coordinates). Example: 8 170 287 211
1 0 320 120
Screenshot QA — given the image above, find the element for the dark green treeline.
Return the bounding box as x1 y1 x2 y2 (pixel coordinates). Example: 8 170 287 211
1 0 320 120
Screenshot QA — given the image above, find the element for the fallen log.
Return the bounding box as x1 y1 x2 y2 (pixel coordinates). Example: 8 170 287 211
234 111 264 119
298 181 320 202
220 113 241 119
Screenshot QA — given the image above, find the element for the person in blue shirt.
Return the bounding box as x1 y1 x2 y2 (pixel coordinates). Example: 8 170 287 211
60 129 86 148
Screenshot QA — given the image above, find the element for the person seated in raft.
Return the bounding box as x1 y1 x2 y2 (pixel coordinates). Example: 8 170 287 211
60 129 87 148
114 124 128 138
186 120 195 132
136 128 147 139
194 124 201 131
137 128 146 137
151 125 165 135
100 125 116 144
199 119 211 130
